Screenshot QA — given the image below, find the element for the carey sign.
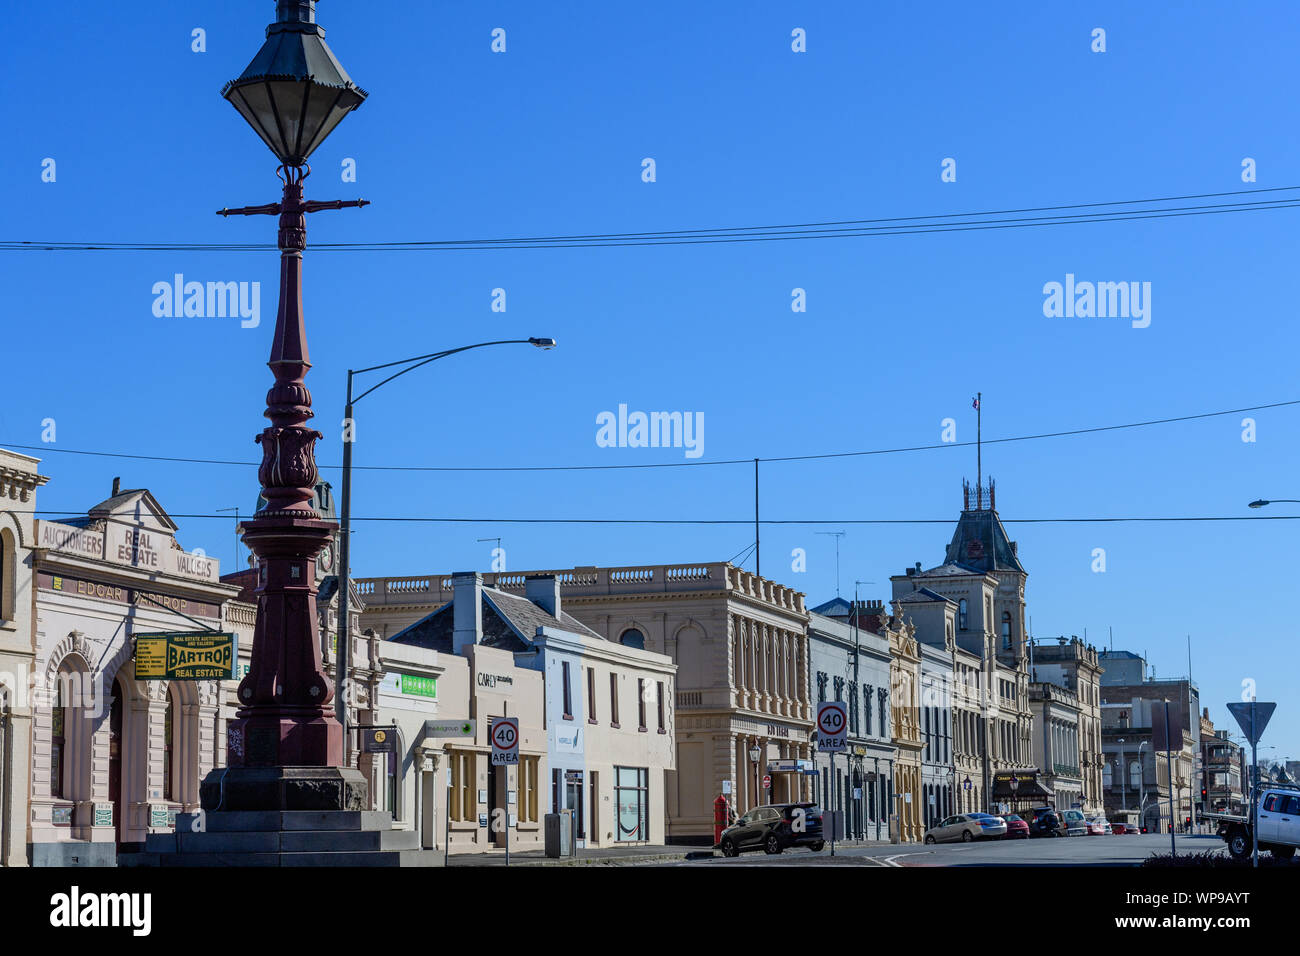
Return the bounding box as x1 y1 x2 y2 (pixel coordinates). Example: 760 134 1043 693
134 631 236 680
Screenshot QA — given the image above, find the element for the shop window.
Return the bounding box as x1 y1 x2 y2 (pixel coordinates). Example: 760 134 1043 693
519 755 539 823
615 766 649 842
450 750 473 822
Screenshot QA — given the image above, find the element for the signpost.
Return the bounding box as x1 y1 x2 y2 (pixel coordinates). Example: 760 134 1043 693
490 717 519 867
817 701 847 857
133 631 236 680
1227 700 1276 868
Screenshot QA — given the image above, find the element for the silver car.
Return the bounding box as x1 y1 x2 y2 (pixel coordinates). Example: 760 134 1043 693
924 813 1007 844
1061 809 1088 837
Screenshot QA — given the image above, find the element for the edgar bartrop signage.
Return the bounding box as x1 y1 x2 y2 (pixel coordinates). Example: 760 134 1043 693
134 631 236 680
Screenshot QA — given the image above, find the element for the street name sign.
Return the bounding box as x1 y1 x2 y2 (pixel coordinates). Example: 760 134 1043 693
490 717 520 765
817 701 847 752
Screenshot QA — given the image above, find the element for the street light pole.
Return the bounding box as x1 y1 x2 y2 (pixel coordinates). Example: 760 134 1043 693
334 338 556 747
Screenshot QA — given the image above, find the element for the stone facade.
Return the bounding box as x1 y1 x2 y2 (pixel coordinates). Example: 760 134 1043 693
0 450 48 866
806 603 897 841
359 563 810 844
1030 636 1104 814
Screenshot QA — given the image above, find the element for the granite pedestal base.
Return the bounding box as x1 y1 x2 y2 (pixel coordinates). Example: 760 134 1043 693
126 767 439 867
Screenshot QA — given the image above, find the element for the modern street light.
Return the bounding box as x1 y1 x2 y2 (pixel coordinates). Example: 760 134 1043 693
1248 499 1300 509
214 0 368 795
334 338 557 744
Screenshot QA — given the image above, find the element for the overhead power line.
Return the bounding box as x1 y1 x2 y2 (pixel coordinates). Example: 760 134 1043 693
18 511 1300 525
1 398 1294 473
3 186 1298 253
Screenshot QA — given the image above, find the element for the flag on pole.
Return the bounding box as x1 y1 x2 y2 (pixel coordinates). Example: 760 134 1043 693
972 397 980 410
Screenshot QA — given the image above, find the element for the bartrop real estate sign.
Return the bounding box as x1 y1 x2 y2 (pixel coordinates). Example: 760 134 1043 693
134 631 237 680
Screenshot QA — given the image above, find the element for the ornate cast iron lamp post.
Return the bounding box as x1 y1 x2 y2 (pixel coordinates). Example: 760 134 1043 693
207 0 367 803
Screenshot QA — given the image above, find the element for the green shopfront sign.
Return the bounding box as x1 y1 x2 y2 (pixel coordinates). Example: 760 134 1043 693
400 674 436 699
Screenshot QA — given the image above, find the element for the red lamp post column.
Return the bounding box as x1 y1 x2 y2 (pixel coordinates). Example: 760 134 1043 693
199 0 370 812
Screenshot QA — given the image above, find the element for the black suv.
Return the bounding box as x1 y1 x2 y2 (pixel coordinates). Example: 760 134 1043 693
1028 806 1066 838
717 803 825 856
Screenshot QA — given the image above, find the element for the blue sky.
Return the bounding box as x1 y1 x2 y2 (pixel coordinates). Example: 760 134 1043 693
3 2 1298 755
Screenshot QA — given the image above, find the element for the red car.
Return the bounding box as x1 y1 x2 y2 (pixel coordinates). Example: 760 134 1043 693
1110 822 1127 834
1000 814 1030 838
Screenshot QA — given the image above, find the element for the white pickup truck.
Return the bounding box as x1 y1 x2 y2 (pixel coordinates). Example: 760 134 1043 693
1203 784 1300 861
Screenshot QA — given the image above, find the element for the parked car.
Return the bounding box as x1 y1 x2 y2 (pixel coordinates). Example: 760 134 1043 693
967 812 1009 839
1000 813 1030 838
716 803 825 857
1028 807 1066 837
923 813 1005 843
1110 821 1127 834
1086 817 1111 835
1060 809 1088 836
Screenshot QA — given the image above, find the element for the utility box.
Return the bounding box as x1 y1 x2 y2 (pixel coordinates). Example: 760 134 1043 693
824 810 844 841
544 810 576 858
889 813 900 844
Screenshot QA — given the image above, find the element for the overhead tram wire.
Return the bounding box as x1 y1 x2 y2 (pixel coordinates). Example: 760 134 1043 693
2 397 1297 473
4 185 1300 254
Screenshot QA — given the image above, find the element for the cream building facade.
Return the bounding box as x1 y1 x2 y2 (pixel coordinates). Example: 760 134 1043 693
0 449 48 866
28 481 237 865
1030 636 1104 814
360 563 809 844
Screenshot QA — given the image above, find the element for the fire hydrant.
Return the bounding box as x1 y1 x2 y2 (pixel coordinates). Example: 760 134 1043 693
713 794 730 845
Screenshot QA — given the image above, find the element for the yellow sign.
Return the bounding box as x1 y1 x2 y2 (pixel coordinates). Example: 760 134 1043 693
134 632 236 680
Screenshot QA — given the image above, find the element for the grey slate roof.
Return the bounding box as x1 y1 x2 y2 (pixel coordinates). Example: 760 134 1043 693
943 507 1025 574
388 585 599 656
809 596 854 616
895 587 952 604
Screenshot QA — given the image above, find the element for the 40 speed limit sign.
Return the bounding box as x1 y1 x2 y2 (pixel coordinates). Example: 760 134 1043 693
490 717 520 765
817 701 848 752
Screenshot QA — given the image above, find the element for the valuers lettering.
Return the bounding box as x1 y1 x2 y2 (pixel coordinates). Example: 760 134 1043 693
49 886 152 937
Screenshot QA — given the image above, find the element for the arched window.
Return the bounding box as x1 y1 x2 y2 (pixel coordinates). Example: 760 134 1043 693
1001 611 1012 648
958 599 968 630
0 528 14 621
620 628 645 650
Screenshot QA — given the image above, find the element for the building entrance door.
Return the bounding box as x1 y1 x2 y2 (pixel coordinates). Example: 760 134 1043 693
109 679 123 847
566 774 585 841
487 760 500 847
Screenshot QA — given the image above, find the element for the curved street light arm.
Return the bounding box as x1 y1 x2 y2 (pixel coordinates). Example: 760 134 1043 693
350 338 545 404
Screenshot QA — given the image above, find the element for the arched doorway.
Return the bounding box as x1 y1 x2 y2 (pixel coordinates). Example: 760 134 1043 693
109 678 123 847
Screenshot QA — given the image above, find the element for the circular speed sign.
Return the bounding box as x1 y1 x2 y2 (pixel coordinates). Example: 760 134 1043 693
817 702 846 737
490 717 520 764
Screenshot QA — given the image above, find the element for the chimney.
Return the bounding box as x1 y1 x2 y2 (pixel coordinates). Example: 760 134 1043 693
525 574 561 618
112 476 121 496
451 571 483 655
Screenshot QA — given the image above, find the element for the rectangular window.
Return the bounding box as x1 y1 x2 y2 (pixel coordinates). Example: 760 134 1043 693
450 750 474 822
587 667 597 723
562 661 573 719
610 673 620 727
614 766 650 842
637 678 647 731
519 756 539 823
656 681 665 732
